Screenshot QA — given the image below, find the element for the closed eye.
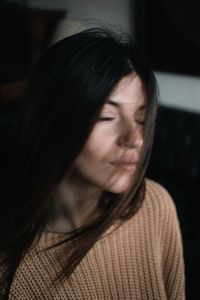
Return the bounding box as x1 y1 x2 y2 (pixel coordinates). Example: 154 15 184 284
98 117 116 121
135 107 147 125
136 119 146 125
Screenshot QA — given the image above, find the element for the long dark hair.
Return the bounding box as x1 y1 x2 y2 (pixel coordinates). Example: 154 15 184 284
0 27 158 298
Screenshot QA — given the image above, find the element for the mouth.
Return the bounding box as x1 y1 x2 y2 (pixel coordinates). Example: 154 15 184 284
110 154 139 172
110 161 138 172
116 162 137 172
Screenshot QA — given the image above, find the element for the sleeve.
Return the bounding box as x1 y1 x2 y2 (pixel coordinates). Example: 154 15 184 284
154 182 186 300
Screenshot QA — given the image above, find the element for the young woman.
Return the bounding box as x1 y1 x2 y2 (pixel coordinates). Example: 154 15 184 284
0 27 185 299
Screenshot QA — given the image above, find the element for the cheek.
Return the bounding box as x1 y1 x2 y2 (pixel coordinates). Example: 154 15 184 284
74 143 110 174
73 132 116 186
75 150 134 193
72 124 135 193
79 126 117 164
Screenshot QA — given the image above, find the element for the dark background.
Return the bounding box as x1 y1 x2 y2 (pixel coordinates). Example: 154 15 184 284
133 0 200 76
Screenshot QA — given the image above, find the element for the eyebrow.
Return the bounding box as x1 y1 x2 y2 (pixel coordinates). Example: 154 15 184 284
106 99 147 110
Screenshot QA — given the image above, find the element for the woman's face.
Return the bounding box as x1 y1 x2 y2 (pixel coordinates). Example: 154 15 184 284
73 74 147 194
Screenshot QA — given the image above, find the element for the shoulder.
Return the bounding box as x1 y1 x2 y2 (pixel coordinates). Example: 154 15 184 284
141 178 179 223
144 178 176 209
143 181 185 299
145 178 171 199
138 179 183 248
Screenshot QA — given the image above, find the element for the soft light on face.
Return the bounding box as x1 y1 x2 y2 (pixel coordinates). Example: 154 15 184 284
73 74 147 194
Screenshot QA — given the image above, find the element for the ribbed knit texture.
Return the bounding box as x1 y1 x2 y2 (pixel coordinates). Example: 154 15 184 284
9 179 185 299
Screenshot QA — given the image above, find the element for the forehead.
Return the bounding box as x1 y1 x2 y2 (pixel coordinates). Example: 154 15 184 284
108 74 146 107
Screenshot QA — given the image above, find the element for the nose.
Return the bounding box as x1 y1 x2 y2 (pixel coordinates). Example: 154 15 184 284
117 121 143 149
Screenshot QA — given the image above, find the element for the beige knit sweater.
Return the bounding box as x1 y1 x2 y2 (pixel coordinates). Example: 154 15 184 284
9 179 185 299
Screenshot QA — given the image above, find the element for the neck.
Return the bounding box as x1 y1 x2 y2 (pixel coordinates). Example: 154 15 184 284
46 174 102 234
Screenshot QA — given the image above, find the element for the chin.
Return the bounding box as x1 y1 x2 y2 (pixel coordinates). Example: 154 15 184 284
105 178 133 194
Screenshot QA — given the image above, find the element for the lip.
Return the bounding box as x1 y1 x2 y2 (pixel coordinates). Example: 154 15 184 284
113 155 140 165
110 158 139 172
117 162 137 172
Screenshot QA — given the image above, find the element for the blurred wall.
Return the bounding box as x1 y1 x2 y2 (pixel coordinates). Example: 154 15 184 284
156 72 200 113
29 0 131 34
29 0 200 113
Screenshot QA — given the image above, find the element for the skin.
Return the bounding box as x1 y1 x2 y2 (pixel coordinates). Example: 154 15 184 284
46 73 147 233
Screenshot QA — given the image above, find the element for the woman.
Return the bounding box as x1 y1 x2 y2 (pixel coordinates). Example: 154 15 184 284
0 27 185 299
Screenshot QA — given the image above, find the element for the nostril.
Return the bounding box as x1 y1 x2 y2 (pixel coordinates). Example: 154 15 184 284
117 122 144 149
118 135 143 149
134 138 143 148
123 142 135 149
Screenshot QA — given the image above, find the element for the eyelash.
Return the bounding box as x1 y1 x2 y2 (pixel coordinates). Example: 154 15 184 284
136 120 146 125
98 117 146 125
98 117 116 121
